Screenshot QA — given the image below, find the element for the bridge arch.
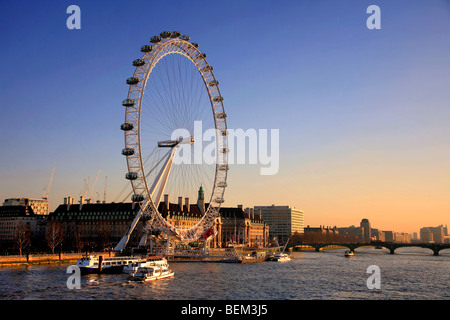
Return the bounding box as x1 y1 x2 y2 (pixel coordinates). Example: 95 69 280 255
380 243 450 256
288 242 450 256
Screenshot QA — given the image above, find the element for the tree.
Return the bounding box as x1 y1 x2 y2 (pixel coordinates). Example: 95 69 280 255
46 220 64 254
15 221 32 256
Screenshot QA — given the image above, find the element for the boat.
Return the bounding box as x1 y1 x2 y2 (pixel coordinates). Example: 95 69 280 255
127 263 174 282
344 250 354 257
271 252 291 262
221 251 267 263
75 255 143 274
122 255 168 274
268 237 291 262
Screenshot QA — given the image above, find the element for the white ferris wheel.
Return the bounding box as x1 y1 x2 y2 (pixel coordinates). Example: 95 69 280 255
114 31 228 251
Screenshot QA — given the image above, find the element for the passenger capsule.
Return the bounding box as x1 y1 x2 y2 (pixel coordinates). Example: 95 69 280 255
171 31 181 38
125 172 138 180
215 197 225 203
122 99 135 107
126 77 139 85
121 148 135 156
191 42 199 48
150 35 162 43
202 65 213 72
216 112 227 119
208 80 219 87
216 182 228 187
179 35 190 41
140 45 153 53
221 148 228 154
160 31 172 38
132 194 144 202
133 59 145 67
195 52 207 59
120 123 134 131
218 164 229 171
213 96 223 102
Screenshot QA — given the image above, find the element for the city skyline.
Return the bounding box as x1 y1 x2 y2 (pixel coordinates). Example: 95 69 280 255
1 1 449 235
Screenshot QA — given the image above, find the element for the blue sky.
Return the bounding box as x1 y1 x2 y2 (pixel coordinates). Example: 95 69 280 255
1 0 449 233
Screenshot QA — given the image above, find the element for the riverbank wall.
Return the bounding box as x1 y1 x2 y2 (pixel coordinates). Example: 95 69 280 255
0 252 116 267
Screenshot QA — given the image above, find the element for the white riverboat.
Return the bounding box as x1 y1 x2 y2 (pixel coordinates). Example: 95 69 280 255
271 252 291 262
127 261 174 282
268 237 291 262
122 255 168 274
344 250 354 257
75 255 143 274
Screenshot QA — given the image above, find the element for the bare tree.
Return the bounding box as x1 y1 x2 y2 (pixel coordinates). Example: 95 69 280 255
15 221 32 256
46 220 64 254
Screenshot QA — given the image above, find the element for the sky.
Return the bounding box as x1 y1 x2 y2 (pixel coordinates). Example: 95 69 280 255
0 0 449 234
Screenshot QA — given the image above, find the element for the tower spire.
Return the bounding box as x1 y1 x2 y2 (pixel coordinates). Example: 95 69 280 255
198 184 204 200
197 185 205 215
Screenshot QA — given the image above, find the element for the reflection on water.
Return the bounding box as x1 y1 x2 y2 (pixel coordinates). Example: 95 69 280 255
0 249 449 300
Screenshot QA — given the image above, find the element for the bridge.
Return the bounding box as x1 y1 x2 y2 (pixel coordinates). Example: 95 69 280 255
287 242 450 256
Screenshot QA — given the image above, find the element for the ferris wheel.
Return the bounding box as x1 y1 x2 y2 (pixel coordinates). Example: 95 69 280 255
114 31 228 251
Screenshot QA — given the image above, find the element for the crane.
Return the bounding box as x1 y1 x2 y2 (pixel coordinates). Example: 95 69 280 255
88 170 102 202
42 167 55 200
79 169 102 202
103 176 107 203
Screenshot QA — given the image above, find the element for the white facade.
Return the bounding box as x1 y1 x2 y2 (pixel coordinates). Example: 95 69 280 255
254 205 304 244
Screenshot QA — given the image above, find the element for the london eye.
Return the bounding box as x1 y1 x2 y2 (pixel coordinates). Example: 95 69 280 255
115 31 228 251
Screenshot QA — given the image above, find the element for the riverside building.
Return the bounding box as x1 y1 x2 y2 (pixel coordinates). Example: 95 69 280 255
254 205 304 244
48 188 270 251
3 198 49 215
0 198 48 248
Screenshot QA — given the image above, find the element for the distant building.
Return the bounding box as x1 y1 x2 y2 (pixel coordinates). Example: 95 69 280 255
360 218 371 243
383 231 394 242
304 225 338 234
3 198 49 215
337 225 363 240
254 205 304 244
393 232 411 243
0 199 47 247
373 229 385 242
420 226 446 244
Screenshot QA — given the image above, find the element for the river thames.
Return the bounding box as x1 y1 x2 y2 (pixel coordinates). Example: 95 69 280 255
0 247 449 300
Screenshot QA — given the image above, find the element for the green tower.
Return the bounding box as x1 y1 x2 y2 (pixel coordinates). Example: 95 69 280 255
198 185 204 200
197 185 205 215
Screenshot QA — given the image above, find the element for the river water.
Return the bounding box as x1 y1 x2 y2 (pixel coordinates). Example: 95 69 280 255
0 247 449 300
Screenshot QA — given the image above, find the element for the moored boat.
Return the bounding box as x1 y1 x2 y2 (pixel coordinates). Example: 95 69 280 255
221 251 267 263
122 255 168 274
75 255 143 274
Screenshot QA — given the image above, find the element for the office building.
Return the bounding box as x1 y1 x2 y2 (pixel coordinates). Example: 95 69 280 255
0 198 47 247
254 205 304 244
3 198 49 215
